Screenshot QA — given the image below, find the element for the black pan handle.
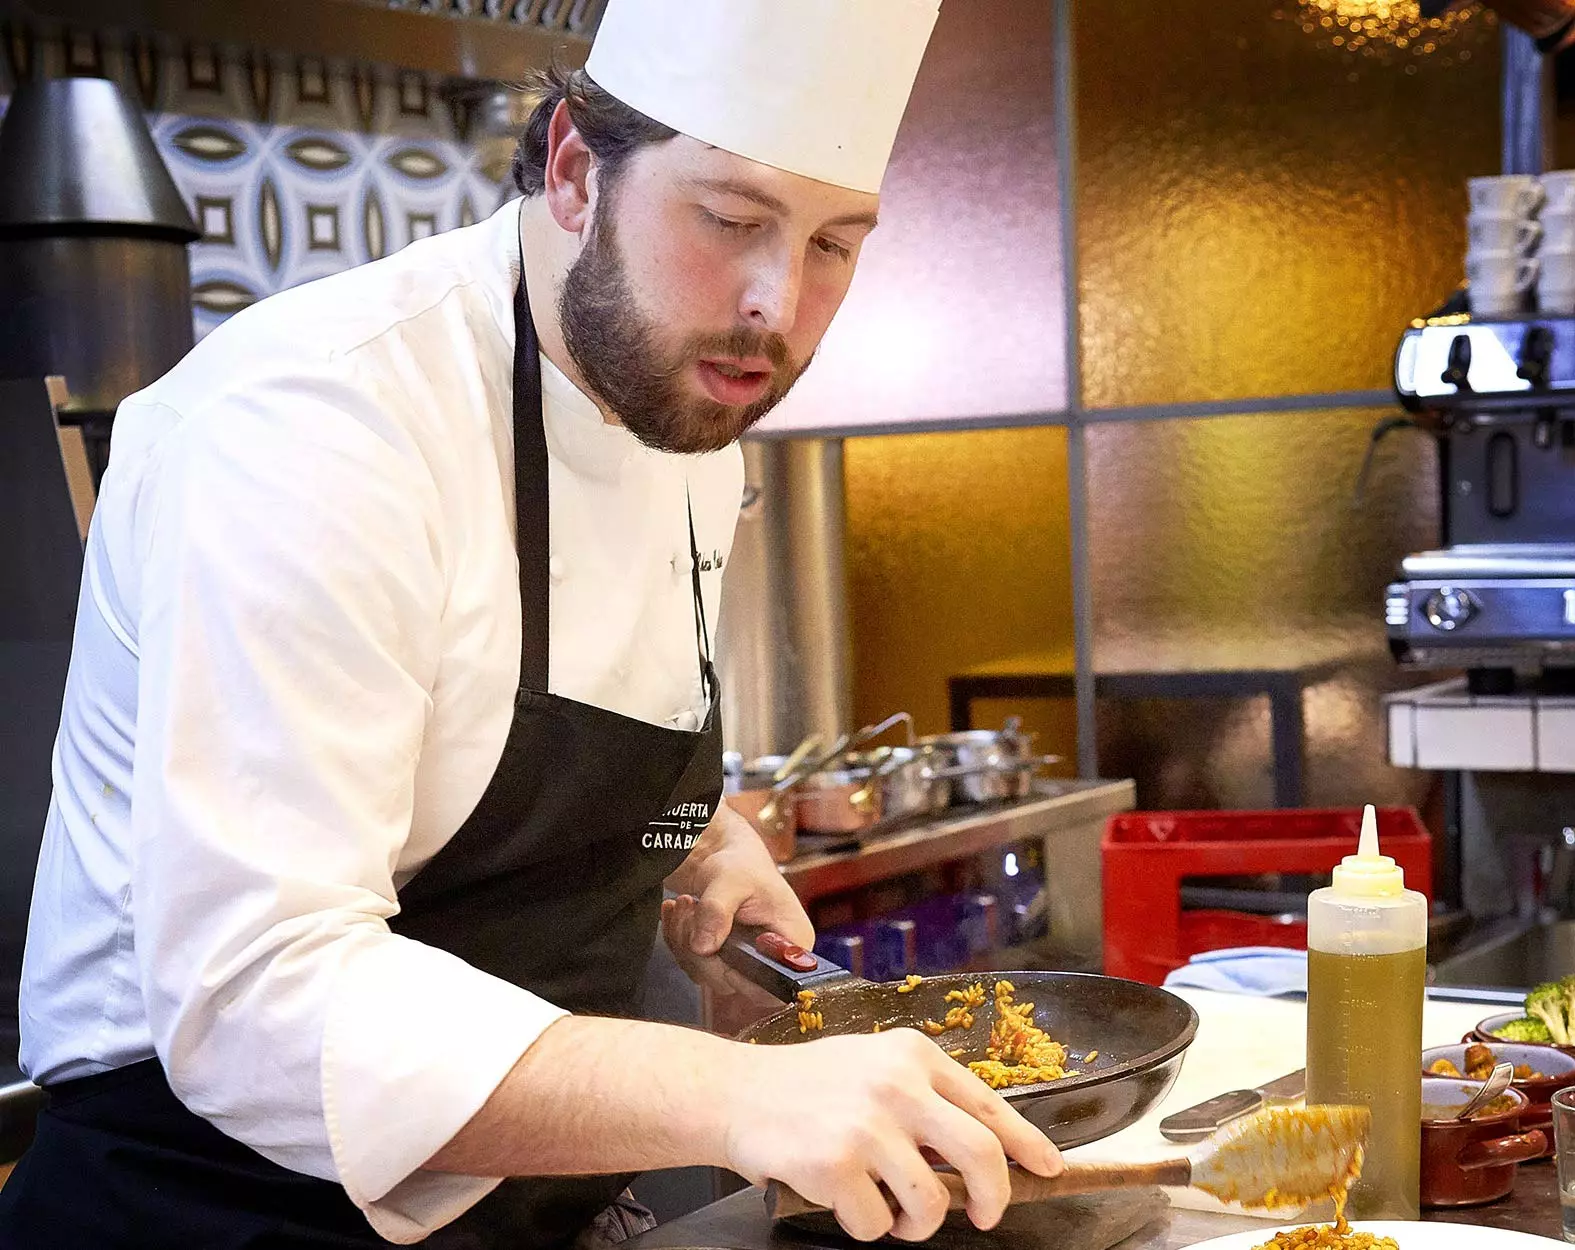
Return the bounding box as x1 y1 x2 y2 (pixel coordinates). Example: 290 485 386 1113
718 923 861 1003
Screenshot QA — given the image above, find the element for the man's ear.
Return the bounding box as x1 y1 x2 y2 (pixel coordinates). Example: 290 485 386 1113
543 98 594 233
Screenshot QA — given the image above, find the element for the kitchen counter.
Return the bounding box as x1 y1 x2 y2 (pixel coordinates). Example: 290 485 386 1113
632 988 1563 1248
629 1170 1563 1249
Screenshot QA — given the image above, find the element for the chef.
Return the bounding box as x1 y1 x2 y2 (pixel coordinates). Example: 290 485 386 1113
0 1 1063 1246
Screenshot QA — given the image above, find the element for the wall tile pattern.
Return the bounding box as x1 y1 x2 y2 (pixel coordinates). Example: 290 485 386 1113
0 33 507 340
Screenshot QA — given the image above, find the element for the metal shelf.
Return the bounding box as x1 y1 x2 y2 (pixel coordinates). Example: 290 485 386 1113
780 779 1135 904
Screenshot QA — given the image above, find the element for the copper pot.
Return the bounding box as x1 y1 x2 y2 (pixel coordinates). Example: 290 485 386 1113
723 786 797 864
722 750 808 864
793 767 881 835
1419 1079 1546 1208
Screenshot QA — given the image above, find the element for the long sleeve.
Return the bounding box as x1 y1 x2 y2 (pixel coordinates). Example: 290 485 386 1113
123 373 566 1243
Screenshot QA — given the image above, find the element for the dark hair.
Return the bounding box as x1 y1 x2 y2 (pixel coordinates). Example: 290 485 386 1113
511 61 678 197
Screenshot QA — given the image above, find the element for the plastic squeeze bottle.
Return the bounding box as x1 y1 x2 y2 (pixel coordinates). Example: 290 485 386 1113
1304 804 1427 1220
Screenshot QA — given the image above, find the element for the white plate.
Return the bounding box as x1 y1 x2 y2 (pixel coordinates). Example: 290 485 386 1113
1182 1221 1567 1249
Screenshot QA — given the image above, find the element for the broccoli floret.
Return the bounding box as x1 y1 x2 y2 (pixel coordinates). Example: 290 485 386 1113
1526 981 1572 1044
1492 1016 1553 1044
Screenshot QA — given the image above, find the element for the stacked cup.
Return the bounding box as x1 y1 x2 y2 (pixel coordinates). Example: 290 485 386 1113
1466 174 1542 319
1540 171 1575 316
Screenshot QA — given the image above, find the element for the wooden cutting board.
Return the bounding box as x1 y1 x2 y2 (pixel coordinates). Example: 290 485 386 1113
779 1187 1171 1250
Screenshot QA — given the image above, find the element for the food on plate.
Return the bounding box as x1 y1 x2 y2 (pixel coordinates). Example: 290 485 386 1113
1427 1043 1547 1083
1251 1220 1396 1250
1525 977 1575 1044
967 980 1079 1089
1249 1173 1396 1250
795 989 823 1034
896 974 924 994
1489 1015 1553 1043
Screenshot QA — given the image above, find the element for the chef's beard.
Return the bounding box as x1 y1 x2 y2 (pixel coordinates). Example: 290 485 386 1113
557 198 811 456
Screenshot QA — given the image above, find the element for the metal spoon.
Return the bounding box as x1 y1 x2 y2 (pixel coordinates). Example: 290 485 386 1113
1455 1061 1514 1120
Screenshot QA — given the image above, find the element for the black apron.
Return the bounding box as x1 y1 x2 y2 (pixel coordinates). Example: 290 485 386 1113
0 259 726 1249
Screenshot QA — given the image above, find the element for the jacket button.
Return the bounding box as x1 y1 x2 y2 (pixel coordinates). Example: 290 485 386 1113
673 554 695 575
549 556 566 581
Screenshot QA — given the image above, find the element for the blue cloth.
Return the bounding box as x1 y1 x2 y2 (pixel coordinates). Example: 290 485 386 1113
1162 947 1308 998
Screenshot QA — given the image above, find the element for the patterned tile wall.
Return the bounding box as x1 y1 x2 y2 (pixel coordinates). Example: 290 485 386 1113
0 28 510 338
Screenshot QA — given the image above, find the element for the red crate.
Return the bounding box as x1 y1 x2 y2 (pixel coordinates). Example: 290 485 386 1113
1101 807 1433 986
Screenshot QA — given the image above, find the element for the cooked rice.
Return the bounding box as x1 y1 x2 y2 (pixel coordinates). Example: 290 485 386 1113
945 982 987 1009
921 1005 977 1035
1249 1161 1387 1249
796 989 823 1034
966 980 1075 1089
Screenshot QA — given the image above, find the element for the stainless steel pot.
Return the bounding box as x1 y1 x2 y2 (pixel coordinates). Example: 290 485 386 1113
916 719 1057 804
842 746 950 824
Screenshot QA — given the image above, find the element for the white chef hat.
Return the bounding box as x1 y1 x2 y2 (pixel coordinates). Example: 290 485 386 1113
584 0 941 196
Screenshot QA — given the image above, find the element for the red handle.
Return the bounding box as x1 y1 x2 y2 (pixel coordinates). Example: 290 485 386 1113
1457 1130 1548 1170
755 931 819 972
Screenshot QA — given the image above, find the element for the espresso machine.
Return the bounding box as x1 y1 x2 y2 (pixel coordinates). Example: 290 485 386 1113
1389 310 1575 693
1385 292 1575 987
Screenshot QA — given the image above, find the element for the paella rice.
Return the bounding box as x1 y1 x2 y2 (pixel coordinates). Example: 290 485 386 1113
921 1006 976 1035
967 980 1077 1089
1250 1227 1397 1250
1248 1151 1389 1250
897 975 924 994
796 989 823 1034
946 982 987 1009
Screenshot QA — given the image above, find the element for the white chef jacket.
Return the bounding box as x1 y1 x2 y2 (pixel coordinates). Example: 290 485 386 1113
17 198 745 1243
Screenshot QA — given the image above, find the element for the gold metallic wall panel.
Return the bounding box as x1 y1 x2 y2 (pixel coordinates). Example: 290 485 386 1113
1076 1 1500 409
844 427 1075 740
1088 408 1441 811
761 0 1065 434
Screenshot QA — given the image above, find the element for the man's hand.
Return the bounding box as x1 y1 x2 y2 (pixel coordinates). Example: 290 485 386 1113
428 1015 1063 1246
724 1029 1064 1241
662 801 813 1006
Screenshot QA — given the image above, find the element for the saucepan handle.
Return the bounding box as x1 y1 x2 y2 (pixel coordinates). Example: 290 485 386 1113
1457 1129 1548 1170
718 922 860 1003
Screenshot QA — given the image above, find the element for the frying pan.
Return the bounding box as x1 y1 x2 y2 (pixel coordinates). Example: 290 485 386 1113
721 928 1199 1150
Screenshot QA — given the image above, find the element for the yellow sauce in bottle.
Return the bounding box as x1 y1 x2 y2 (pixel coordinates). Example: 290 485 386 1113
1304 805 1427 1222
1306 947 1425 1220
